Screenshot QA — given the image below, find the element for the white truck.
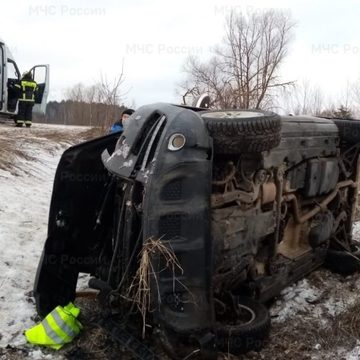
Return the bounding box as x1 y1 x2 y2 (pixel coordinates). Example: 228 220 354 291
0 38 49 119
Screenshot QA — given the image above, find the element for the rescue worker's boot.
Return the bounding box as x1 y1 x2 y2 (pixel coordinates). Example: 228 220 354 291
25 120 32 128
15 120 24 127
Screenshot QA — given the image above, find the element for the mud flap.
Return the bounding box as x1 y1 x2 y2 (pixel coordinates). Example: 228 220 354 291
34 132 120 317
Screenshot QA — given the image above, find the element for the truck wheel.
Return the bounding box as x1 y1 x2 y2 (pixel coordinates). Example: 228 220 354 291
201 110 281 154
325 245 360 275
216 296 270 355
333 119 360 144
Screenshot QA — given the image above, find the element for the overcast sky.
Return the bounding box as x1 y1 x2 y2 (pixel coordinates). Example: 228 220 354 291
2 0 360 108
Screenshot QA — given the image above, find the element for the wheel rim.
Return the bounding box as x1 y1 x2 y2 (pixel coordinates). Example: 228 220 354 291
201 111 265 119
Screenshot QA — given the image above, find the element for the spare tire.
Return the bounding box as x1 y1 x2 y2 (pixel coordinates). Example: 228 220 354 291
201 109 281 154
333 119 360 144
216 296 270 355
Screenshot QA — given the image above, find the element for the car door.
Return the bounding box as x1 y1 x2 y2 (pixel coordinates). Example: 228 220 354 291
29 64 49 114
0 42 4 112
6 59 20 113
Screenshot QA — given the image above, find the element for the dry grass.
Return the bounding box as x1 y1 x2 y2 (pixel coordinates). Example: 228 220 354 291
33 127 100 144
0 138 37 174
62 297 128 360
321 301 360 349
124 237 184 338
80 127 106 139
237 301 360 360
63 298 360 360
0 126 104 174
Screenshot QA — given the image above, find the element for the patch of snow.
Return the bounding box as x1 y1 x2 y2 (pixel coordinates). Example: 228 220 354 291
352 222 360 241
109 139 129 161
322 293 357 317
28 123 90 131
0 152 61 346
0 124 86 357
76 273 91 291
271 222 360 326
344 344 360 360
122 159 133 168
28 349 59 359
271 274 360 326
271 279 323 322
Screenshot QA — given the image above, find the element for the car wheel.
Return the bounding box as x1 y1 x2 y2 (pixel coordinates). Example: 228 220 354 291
325 245 360 275
200 109 281 154
333 119 360 144
216 296 271 355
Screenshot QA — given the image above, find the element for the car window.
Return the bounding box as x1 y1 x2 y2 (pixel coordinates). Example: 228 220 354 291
7 59 19 80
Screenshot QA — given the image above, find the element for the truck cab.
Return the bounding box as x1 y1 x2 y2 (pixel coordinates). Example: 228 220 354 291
0 38 49 118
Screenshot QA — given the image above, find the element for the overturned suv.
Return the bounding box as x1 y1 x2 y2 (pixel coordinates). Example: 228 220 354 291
34 103 360 358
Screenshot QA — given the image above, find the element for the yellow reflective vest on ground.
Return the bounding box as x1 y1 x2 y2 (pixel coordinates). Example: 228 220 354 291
25 302 82 350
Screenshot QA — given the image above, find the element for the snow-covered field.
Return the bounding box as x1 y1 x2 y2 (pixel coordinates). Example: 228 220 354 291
0 123 93 359
1 122 360 359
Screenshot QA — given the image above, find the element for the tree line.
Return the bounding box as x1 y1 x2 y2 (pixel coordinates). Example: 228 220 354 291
39 99 125 128
36 71 127 130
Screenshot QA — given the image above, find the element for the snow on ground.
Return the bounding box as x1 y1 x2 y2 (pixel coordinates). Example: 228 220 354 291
1 122 360 359
247 222 360 360
0 123 93 358
270 271 360 325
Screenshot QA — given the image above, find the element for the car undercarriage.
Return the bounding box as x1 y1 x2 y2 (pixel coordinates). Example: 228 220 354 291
33 104 360 358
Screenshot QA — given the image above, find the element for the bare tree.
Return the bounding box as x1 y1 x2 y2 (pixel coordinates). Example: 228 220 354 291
98 73 124 106
62 67 126 128
182 56 236 107
181 9 294 109
97 71 125 129
85 85 97 126
347 79 360 117
63 83 86 124
278 79 324 115
64 83 85 102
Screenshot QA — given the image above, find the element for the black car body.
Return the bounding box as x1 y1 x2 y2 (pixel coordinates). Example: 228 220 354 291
34 103 360 357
